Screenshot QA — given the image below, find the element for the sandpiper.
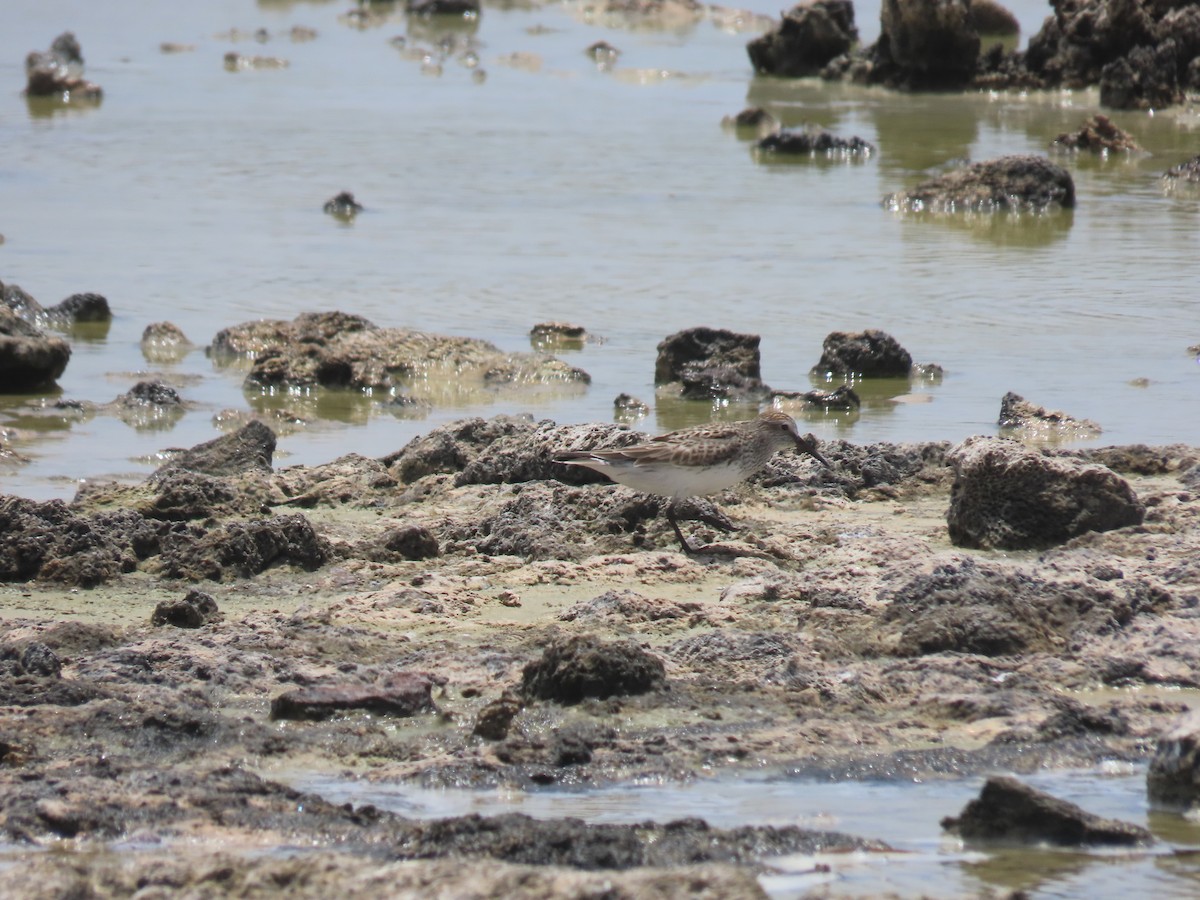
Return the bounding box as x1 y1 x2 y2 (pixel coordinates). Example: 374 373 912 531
554 409 830 554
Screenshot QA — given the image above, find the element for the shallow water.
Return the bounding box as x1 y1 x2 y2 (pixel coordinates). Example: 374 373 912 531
1 0 1198 500
285 763 1200 897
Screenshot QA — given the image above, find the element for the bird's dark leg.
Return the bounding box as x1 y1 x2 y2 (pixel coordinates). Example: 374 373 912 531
665 501 699 555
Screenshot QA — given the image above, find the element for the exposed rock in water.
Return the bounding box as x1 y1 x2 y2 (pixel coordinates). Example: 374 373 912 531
883 155 1075 213
946 436 1145 550
755 129 874 157
747 0 858 77
323 191 364 218
1148 709 1200 810
210 311 589 401
942 775 1153 846
655 327 771 401
24 32 103 101
968 0 1018 36
141 321 193 363
521 634 667 703
1051 114 1142 154
0 306 70 392
998 391 1102 441
875 0 980 89
810 330 913 377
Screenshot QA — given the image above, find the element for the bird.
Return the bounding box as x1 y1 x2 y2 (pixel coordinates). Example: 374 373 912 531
553 409 830 554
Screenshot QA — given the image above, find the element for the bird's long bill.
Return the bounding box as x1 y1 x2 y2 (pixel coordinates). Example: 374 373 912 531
797 433 831 467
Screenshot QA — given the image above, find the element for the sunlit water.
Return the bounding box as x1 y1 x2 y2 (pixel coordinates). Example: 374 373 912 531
1 0 1198 500
284 763 1200 897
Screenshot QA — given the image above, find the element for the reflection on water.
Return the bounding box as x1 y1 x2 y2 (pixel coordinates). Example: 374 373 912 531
282 765 1200 898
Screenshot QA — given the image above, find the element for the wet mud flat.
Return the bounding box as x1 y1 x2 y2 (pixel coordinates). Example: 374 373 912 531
2 419 1200 896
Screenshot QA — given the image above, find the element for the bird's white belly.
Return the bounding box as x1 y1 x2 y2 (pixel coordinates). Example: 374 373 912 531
603 460 747 500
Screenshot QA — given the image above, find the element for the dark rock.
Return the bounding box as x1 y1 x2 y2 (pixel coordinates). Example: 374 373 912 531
323 191 363 217
775 385 861 410
118 381 183 408
1051 114 1141 153
0 306 71 392
383 416 538 483
151 589 221 628
270 673 436 720
467 481 659 560
942 775 1152 846
880 557 1167 657
1148 710 1200 810
24 33 102 100
756 129 874 156
529 322 586 345
395 811 886 867
655 327 770 401
1021 0 1200 109
473 690 522 740
0 497 160 587
376 524 440 560
998 390 1101 439
875 0 980 89
460 420 644 487
156 514 330 582
158 421 276 477
884 155 1075 213
810 329 912 377
968 0 1018 36
1 642 62 678
747 0 858 77
407 0 480 16
559 589 697 624
522 634 666 704
1164 155 1200 185
135 470 245 521
946 436 1145 550
53 293 111 323
721 107 777 131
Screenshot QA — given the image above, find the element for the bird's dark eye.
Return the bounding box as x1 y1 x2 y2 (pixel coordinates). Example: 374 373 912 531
779 424 789 431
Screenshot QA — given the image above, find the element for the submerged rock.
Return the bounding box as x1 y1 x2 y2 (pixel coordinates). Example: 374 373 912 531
946 436 1144 550
942 775 1152 846
522 634 667 704
747 0 858 77
884 155 1075 213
